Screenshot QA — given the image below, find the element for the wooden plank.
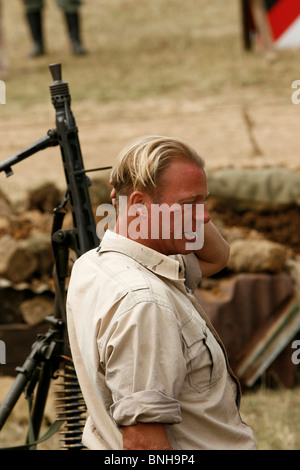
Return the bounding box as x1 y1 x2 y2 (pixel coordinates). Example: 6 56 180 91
235 296 300 386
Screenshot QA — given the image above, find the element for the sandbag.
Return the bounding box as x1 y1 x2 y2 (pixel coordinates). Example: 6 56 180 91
207 167 300 212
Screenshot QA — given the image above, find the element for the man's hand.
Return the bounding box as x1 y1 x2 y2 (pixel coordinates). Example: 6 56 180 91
123 423 173 450
194 221 230 278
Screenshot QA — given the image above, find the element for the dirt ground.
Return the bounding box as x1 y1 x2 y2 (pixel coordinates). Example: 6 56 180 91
208 199 300 255
1 94 299 259
1 0 300 203
0 94 300 205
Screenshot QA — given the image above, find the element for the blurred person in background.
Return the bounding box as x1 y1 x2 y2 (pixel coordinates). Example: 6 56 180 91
23 0 87 57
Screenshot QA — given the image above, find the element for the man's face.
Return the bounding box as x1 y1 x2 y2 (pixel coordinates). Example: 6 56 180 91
142 159 211 255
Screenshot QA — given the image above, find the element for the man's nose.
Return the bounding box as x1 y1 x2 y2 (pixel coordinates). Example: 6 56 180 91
192 204 210 224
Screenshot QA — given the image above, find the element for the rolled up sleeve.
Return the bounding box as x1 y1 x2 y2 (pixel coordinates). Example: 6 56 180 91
111 390 181 426
99 299 186 427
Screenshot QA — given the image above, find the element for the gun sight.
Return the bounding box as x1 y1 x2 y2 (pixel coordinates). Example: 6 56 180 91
49 63 62 82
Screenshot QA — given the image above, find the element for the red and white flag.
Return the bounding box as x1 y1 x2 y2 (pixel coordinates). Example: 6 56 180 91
266 0 300 48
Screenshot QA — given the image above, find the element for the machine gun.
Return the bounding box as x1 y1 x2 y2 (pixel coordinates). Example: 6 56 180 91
0 63 109 449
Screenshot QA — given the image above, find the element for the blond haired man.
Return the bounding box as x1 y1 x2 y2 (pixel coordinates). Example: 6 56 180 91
67 136 256 450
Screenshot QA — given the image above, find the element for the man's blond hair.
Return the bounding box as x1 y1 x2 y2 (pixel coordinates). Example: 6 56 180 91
110 135 205 201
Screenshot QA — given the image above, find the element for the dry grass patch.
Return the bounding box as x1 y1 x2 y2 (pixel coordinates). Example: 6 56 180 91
241 387 300 450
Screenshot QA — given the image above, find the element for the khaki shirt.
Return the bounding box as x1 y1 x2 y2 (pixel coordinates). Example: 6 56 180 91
66 230 255 450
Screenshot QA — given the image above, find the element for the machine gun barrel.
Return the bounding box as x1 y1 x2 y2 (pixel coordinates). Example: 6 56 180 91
0 64 99 448
49 63 98 256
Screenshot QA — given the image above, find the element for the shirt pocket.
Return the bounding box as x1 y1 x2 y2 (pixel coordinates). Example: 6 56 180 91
181 314 226 393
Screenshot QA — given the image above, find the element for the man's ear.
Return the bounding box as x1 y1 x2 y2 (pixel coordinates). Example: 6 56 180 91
129 190 146 206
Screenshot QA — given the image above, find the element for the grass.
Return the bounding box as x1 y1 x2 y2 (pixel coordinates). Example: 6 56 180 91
0 385 299 450
241 387 300 450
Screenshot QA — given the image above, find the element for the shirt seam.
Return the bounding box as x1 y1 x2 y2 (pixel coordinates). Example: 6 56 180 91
98 296 180 352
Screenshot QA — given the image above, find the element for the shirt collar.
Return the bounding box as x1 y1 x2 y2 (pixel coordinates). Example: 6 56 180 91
98 230 184 281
